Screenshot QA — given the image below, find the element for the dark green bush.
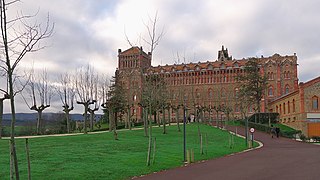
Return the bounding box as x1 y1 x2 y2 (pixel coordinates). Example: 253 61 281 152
311 136 320 142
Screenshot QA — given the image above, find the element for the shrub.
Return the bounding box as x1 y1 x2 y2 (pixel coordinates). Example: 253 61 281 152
300 134 307 142
311 136 320 142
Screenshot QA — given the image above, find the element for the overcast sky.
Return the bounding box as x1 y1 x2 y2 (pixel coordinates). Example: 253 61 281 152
2 0 320 113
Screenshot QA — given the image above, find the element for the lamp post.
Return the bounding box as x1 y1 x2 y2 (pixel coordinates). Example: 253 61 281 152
183 100 186 162
245 116 248 147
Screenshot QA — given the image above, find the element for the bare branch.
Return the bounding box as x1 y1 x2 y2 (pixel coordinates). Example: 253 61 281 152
124 26 134 47
142 11 165 55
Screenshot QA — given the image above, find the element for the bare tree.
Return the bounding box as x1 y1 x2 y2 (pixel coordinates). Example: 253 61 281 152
23 69 53 134
125 11 165 58
0 0 54 177
56 72 75 133
89 75 100 132
75 65 97 134
141 74 168 165
100 75 109 123
142 11 165 56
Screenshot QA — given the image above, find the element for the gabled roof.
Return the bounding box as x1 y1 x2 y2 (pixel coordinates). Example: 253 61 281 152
119 46 149 56
300 76 320 89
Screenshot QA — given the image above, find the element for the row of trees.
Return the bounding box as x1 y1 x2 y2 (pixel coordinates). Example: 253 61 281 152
0 0 54 179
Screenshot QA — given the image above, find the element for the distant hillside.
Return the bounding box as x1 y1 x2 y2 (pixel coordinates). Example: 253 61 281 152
2 113 103 126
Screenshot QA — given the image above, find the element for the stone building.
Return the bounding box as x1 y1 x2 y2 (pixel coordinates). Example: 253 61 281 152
269 76 320 137
115 46 298 123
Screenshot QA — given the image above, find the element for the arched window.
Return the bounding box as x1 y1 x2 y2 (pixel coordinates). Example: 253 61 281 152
279 104 282 114
288 101 290 114
196 89 200 98
284 71 289 79
312 96 319 110
234 104 240 113
208 89 213 98
221 88 226 98
234 88 239 98
285 85 290 94
293 99 296 112
268 86 273 96
283 102 286 114
184 93 188 101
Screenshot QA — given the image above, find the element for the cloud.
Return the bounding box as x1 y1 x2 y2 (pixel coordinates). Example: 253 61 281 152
2 0 320 113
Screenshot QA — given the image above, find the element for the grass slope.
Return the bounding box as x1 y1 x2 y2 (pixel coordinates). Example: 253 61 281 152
0 124 251 180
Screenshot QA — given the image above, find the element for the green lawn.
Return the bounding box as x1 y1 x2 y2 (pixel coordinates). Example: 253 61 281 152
0 123 252 180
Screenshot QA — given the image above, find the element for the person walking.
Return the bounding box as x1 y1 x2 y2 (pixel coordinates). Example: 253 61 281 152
270 125 276 138
275 127 280 138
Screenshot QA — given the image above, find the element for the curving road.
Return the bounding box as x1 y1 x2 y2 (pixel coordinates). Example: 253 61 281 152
136 126 320 180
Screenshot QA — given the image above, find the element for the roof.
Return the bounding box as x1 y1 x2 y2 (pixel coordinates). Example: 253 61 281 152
119 46 149 56
269 76 320 104
149 60 247 73
299 76 320 89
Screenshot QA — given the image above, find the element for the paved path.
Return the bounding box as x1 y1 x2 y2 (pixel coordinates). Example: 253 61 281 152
137 126 320 180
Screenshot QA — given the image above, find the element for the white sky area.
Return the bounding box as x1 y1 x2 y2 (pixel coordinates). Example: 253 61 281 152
2 0 320 114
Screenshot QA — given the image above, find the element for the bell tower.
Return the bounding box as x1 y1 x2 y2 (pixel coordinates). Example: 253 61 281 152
116 46 151 122
118 46 151 71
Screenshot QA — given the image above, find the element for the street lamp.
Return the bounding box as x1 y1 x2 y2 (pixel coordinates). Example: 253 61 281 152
183 99 187 162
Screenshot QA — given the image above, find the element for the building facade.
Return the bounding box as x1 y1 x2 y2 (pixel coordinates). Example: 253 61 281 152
268 76 320 137
116 46 298 124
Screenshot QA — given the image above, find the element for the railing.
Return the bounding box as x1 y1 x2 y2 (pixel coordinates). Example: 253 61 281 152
247 112 279 124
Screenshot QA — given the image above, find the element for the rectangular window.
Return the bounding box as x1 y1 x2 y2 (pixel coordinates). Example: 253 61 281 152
312 97 319 110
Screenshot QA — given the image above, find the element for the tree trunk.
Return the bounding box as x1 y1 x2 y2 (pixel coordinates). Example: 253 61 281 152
176 109 180 132
128 107 132 130
152 137 156 164
25 138 31 180
113 111 118 140
0 100 3 139
109 108 113 132
220 113 223 129
65 110 70 133
168 108 171 126
200 133 204 155
9 73 20 179
162 107 166 134
9 140 14 180
143 108 148 137
90 111 94 132
209 110 212 125
36 110 43 134
157 111 160 127
84 105 88 134
147 106 153 166
216 110 219 128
